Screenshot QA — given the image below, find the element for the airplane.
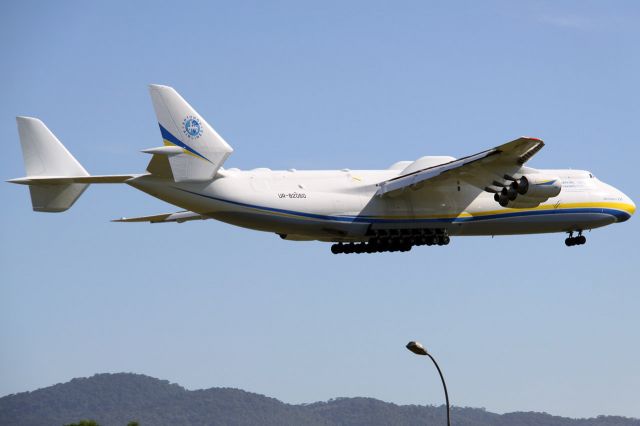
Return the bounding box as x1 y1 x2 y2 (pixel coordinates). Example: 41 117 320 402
9 84 635 254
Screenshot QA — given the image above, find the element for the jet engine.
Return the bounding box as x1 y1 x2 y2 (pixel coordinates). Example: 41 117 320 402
493 175 561 207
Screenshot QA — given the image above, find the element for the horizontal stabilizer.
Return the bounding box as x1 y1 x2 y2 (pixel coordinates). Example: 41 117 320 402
112 211 206 224
141 146 184 156
8 175 137 185
12 117 140 212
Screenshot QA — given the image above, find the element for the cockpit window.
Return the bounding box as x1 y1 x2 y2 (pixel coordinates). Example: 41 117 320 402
589 173 594 178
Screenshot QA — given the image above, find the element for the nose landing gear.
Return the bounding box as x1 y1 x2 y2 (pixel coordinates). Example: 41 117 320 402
565 230 586 247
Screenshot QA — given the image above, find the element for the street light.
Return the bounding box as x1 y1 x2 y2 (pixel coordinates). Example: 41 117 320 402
406 341 451 426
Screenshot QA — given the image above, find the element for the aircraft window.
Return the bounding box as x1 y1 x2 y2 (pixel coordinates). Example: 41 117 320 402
589 173 594 178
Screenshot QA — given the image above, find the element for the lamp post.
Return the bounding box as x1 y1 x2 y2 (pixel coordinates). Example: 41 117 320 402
406 341 451 426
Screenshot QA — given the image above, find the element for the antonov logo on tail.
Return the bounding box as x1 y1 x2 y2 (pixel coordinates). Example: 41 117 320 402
183 115 202 139
8 84 636 254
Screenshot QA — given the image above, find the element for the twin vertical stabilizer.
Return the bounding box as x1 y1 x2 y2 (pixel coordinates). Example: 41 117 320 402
148 84 233 182
10 85 233 213
15 117 90 212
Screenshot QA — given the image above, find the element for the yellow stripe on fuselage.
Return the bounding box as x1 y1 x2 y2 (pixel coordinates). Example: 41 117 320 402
355 201 634 220
456 201 635 219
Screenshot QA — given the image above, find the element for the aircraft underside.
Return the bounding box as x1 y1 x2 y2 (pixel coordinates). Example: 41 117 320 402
208 205 622 254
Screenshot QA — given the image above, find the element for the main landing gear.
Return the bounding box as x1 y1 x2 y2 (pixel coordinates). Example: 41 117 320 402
331 229 450 254
565 230 586 247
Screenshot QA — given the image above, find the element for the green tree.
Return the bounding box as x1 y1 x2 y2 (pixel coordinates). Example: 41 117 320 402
127 422 139 426
64 421 100 426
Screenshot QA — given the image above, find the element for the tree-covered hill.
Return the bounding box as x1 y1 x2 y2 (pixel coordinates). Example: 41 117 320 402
0 373 637 426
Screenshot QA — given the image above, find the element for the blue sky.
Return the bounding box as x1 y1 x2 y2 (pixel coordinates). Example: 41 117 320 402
1 0 639 419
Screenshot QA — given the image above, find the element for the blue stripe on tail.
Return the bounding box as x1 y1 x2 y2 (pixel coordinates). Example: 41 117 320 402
159 124 211 163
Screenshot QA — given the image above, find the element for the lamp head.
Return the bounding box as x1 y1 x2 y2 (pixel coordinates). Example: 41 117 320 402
406 341 428 356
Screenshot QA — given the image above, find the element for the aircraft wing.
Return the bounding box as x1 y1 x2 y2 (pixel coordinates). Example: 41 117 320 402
376 137 544 197
112 210 207 223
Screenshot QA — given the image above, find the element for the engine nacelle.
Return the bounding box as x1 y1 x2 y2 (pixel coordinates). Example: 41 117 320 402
505 195 546 209
493 175 561 208
494 191 511 207
514 175 562 198
494 192 549 208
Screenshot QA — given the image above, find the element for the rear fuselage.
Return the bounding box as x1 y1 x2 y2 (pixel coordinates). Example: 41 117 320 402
127 167 635 242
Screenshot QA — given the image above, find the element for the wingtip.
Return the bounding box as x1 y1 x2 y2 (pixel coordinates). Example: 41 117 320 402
522 136 544 143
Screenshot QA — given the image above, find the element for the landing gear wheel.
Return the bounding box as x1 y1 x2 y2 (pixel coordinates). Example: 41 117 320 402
565 231 587 247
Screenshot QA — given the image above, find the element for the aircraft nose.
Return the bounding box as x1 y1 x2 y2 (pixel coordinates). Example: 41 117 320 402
618 192 635 222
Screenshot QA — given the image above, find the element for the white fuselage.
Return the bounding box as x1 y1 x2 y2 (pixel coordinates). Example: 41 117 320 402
127 167 635 242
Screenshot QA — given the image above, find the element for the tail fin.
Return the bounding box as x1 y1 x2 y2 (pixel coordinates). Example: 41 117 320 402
15 117 89 212
149 84 233 182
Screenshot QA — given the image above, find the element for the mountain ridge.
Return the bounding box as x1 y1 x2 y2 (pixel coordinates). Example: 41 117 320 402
0 373 637 426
